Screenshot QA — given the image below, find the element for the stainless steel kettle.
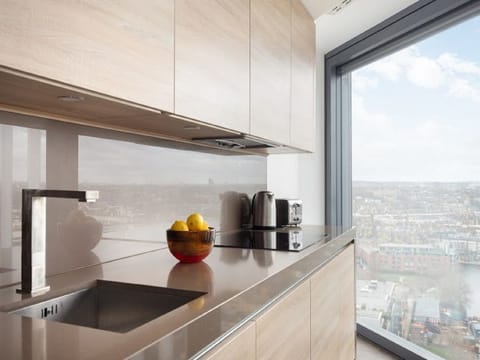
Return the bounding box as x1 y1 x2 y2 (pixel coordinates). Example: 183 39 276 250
252 191 276 229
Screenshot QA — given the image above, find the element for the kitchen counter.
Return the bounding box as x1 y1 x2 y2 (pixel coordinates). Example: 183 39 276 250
0 226 354 360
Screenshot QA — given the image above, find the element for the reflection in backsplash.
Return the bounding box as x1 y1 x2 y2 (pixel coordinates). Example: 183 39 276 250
77 135 263 239
0 111 266 285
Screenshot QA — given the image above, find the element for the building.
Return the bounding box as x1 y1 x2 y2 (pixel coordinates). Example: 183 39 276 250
413 298 440 325
357 280 396 329
360 243 450 275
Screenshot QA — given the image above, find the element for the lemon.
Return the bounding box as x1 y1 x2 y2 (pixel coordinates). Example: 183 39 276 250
186 213 205 231
171 220 189 231
199 221 209 231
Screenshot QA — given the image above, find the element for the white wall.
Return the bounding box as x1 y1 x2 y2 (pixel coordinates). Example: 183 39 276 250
267 43 325 226
267 0 417 225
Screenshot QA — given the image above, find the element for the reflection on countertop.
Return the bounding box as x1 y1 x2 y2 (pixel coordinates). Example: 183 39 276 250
0 238 166 289
167 262 214 295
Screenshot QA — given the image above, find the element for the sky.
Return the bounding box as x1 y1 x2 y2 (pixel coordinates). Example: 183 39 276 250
352 15 480 182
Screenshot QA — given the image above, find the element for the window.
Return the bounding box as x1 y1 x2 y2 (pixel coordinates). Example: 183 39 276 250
326 0 480 358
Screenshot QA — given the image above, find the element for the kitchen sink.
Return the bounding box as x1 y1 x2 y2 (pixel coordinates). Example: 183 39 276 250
9 280 205 333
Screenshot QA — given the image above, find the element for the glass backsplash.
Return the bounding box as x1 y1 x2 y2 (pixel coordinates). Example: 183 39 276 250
0 111 266 287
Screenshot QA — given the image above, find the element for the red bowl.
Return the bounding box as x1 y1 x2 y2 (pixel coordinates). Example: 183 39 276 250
166 228 215 263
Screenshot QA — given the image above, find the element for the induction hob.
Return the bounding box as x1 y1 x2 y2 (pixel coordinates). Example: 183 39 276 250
214 226 329 252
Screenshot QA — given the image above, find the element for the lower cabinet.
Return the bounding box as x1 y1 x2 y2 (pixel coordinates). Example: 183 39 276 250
201 244 355 360
256 280 310 360
311 244 355 360
202 321 256 360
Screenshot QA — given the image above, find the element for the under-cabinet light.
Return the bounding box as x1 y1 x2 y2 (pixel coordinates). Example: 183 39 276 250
57 95 85 103
183 125 201 131
168 113 195 122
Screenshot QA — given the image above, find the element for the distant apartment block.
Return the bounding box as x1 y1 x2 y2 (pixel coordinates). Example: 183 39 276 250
357 243 450 274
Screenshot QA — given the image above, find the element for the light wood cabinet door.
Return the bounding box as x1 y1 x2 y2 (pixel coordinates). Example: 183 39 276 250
202 321 256 360
336 245 356 360
310 244 355 360
290 0 316 152
175 0 250 133
250 0 291 144
255 280 310 360
0 0 174 111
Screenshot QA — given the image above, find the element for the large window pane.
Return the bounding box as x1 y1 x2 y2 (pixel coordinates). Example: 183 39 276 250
353 14 480 360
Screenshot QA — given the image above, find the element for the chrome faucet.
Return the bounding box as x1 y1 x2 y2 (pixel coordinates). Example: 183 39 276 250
17 189 99 294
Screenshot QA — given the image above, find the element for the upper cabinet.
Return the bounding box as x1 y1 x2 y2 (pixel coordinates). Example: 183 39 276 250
175 0 250 134
291 0 316 152
250 0 292 145
0 0 315 153
0 0 174 111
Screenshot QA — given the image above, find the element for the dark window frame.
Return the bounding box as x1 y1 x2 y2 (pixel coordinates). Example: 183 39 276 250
325 0 480 357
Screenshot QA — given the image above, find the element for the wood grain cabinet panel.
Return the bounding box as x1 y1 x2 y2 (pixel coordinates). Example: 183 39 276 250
336 245 356 360
0 0 174 111
290 0 316 152
202 321 256 360
255 280 310 360
250 0 291 144
310 244 355 360
175 0 250 133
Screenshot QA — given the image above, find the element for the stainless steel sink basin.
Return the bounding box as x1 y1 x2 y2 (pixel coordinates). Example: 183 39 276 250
9 280 205 333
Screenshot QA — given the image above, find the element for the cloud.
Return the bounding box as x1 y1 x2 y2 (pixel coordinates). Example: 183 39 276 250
351 95 393 134
352 33 480 181
358 46 480 102
367 56 403 81
352 74 378 93
406 56 445 88
437 53 480 76
448 78 480 102
352 91 480 182
365 47 445 88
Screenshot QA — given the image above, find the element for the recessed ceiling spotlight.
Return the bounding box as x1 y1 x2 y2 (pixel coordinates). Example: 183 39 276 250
56 95 85 102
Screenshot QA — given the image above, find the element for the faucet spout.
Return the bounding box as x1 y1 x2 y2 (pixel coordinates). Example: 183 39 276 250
85 190 99 203
17 189 100 294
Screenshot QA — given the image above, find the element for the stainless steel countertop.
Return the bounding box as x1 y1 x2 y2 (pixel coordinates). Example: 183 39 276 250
0 226 354 360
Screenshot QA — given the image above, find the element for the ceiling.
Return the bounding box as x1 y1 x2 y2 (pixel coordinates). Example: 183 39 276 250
300 0 347 18
300 0 417 20
300 0 419 53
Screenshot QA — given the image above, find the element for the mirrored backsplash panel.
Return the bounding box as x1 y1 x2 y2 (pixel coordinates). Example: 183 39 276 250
0 111 266 287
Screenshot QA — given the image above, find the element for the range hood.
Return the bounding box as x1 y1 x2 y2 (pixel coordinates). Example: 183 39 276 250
192 134 282 150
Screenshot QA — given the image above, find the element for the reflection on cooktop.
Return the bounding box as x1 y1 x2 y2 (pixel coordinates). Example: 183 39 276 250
214 226 329 252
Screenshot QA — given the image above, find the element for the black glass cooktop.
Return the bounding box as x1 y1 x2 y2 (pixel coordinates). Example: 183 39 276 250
214 226 329 252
